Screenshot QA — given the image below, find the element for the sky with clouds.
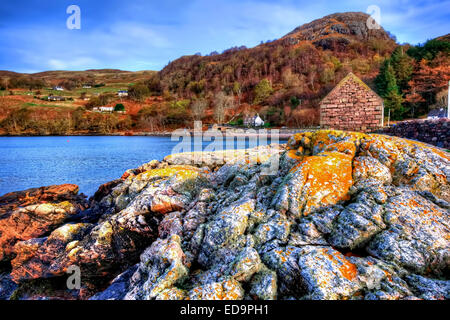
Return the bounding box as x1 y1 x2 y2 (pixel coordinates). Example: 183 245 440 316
0 0 449 73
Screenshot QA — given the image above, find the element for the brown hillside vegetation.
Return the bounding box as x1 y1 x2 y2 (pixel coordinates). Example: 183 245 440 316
159 12 396 112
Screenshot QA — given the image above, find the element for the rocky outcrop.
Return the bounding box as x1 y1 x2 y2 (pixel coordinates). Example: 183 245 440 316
0 184 88 262
1 131 449 300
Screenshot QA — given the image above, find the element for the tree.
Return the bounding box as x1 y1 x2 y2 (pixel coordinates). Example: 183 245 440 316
375 60 398 98
191 99 208 121
290 96 300 108
145 74 162 95
1 107 31 133
253 79 273 105
114 103 125 112
214 91 234 124
390 46 413 92
166 100 190 125
407 39 450 61
384 90 404 120
138 104 167 131
85 93 113 109
232 82 242 107
282 68 301 88
375 60 405 120
128 83 150 102
71 107 86 130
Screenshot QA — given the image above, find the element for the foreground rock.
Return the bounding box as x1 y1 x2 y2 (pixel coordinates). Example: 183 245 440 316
0 185 87 262
1 131 449 300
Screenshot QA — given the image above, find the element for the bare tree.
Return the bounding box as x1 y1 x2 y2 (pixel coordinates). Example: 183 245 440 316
213 91 234 124
191 99 208 121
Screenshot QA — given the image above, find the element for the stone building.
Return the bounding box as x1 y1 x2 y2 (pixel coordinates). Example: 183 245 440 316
320 73 384 132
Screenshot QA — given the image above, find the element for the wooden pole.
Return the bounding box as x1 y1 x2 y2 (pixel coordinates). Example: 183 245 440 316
388 108 391 127
447 80 450 118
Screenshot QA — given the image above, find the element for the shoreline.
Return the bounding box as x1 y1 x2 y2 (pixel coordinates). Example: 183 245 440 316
0 129 307 139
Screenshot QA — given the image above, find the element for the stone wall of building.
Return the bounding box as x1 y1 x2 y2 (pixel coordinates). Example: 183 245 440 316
380 119 450 149
320 73 384 132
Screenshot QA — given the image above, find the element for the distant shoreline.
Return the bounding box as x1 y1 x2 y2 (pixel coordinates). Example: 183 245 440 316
0 129 305 139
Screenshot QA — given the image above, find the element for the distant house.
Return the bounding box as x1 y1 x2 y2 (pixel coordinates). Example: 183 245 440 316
99 106 114 113
82 84 92 89
254 114 265 127
53 86 64 91
427 108 448 119
243 114 265 127
48 95 65 101
118 90 128 97
320 72 384 132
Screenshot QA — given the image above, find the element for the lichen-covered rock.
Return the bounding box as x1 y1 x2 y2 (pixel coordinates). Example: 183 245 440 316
1 130 449 300
124 235 188 300
328 188 387 249
405 274 450 300
352 156 392 190
367 189 449 275
188 278 244 300
0 184 86 216
9 166 207 283
229 247 262 282
248 267 277 300
0 201 80 262
198 197 255 267
11 223 92 282
273 146 353 217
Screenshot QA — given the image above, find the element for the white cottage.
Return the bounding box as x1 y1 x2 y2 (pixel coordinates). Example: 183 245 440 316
254 114 265 127
99 106 114 113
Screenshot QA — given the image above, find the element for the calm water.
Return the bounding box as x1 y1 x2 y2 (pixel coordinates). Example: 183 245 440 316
0 136 285 197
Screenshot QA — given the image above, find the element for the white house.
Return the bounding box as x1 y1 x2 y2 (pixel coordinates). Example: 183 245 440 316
53 86 64 91
243 114 265 127
99 106 114 113
254 114 265 127
118 90 128 97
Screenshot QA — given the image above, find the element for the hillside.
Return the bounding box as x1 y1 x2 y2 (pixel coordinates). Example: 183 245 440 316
0 69 156 87
160 12 396 114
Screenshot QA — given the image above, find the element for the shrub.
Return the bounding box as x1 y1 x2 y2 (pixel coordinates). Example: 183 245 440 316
128 83 150 102
114 103 125 112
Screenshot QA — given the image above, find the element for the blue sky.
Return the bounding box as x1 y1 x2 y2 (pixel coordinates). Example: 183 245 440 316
0 0 449 73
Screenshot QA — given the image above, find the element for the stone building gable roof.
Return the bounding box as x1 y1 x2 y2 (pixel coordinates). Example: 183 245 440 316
321 72 383 104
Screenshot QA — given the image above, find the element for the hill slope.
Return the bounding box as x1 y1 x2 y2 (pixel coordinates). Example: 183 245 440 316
159 12 397 115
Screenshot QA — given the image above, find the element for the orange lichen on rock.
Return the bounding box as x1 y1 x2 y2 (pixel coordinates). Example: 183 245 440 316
285 151 353 216
324 250 358 281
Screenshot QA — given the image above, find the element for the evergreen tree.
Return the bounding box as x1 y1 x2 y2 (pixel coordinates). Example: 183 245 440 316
390 46 413 92
375 59 405 120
